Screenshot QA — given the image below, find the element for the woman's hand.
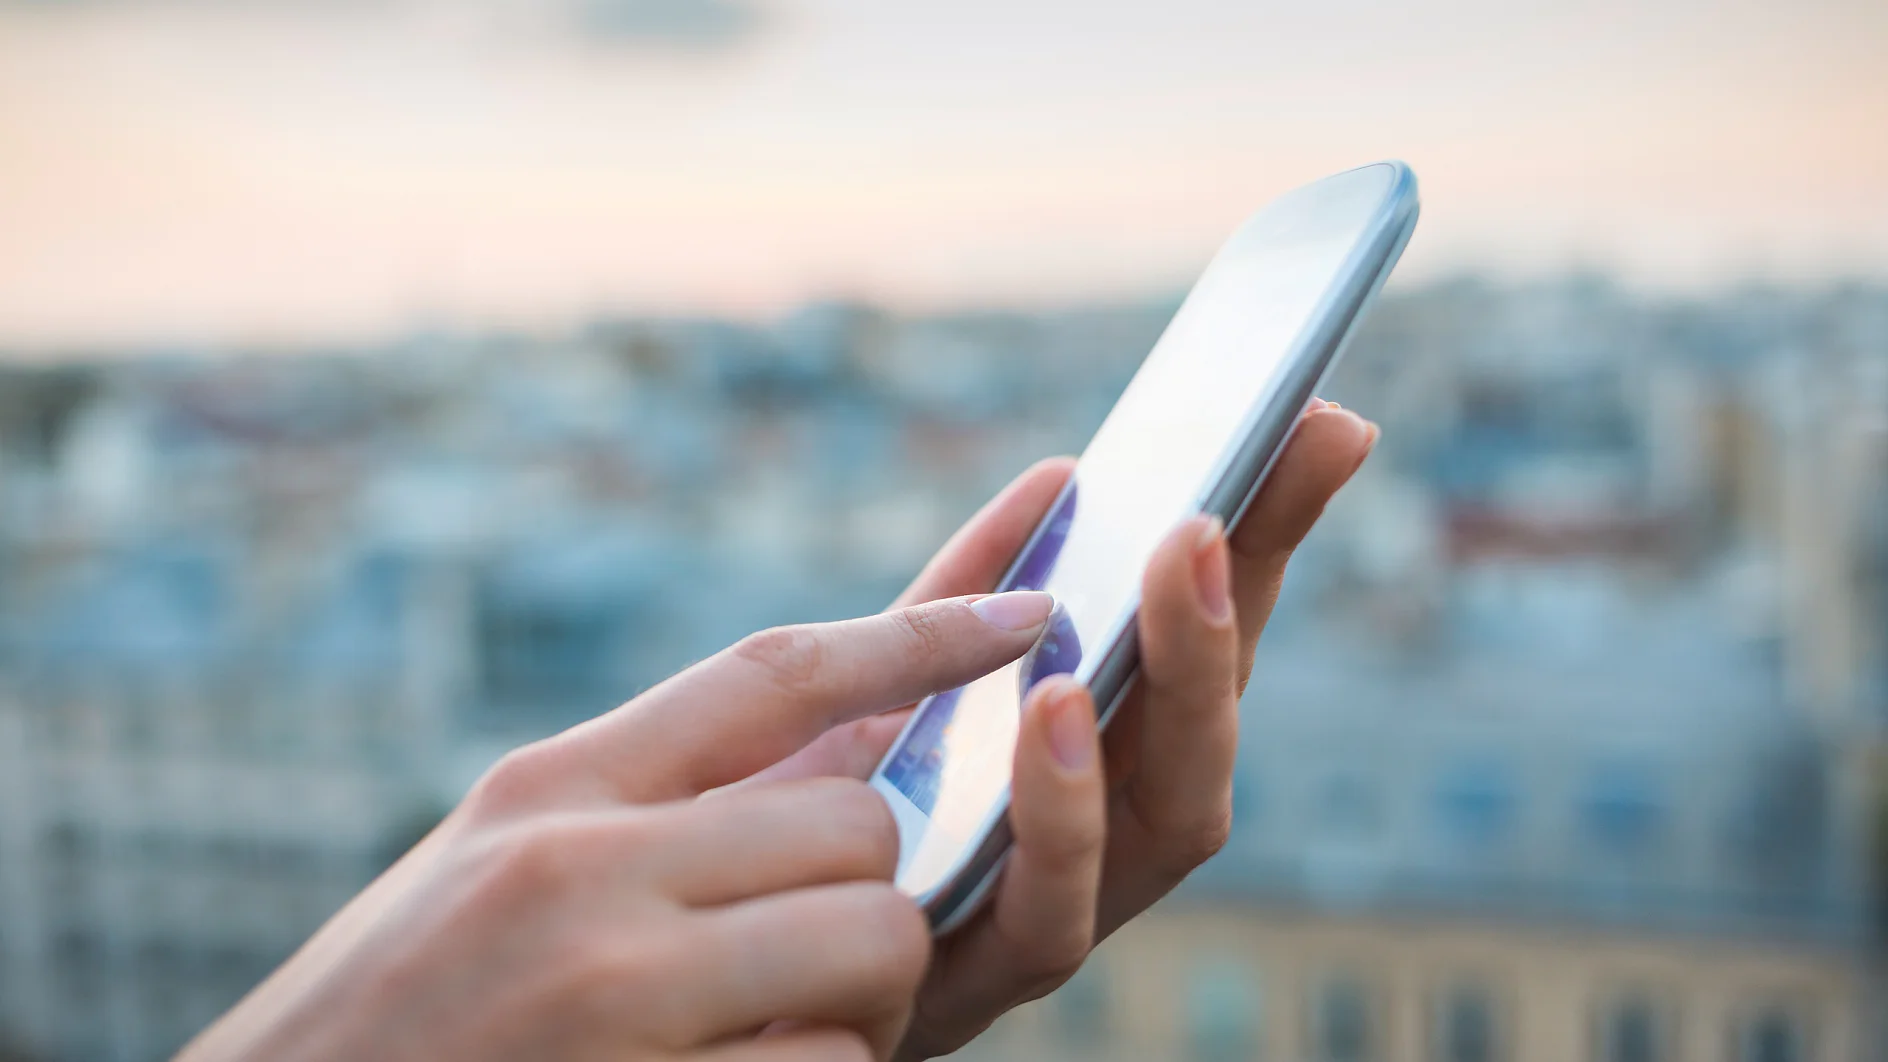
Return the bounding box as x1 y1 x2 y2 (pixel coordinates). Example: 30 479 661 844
179 593 1061 1062
757 400 1379 1059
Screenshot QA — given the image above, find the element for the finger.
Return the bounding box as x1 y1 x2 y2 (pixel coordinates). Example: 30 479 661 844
694 1028 872 1062
746 460 1072 794
1227 403 1376 687
922 677 1106 1029
750 458 1073 790
893 457 1076 607
991 677 1105 981
740 708 912 786
575 592 1056 801
651 778 899 906
685 883 930 1060
1121 514 1241 882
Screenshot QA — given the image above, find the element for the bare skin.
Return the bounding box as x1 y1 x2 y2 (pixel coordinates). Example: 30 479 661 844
756 400 1377 1059
180 400 1375 1062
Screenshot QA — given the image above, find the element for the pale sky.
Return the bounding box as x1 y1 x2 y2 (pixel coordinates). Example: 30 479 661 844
1 0 1885 348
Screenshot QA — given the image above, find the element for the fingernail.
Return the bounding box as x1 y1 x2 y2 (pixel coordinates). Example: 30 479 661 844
1191 516 1234 627
970 590 1055 632
1325 399 1342 410
1045 682 1094 771
1354 419 1381 474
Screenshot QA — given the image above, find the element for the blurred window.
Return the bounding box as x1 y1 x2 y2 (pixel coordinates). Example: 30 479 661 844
1435 760 1516 849
1594 994 1669 1062
1187 960 1262 1061
1720 743 1823 883
1053 960 1109 1047
1433 983 1504 1062
40 821 93 860
51 929 106 1009
1310 974 1376 1062
1737 1006 1811 1062
475 596 620 708
1579 762 1666 854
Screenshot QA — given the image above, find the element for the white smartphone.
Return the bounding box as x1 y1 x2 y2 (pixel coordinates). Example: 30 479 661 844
871 161 1421 933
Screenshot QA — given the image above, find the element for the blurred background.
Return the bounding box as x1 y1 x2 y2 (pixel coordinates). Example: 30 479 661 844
0 1 1885 1060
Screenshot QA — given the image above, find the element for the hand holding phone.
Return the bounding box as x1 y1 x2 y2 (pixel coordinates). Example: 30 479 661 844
176 163 1409 1062
835 404 1377 1060
180 594 1062 1062
874 163 1418 931
841 162 1415 1058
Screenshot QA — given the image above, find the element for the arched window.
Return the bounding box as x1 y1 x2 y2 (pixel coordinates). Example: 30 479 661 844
1433 982 1505 1062
1310 974 1376 1062
1591 992 1671 1062
1738 1006 1811 1062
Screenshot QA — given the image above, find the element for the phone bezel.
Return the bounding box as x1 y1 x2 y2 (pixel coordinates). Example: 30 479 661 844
873 161 1421 933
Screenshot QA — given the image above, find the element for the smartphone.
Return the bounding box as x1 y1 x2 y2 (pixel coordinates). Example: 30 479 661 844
870 161 1420 933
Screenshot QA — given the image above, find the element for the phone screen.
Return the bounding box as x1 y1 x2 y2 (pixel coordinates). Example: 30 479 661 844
877 164 1404 899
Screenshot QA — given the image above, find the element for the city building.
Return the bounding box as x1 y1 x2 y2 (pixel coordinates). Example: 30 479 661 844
0 280 1881 1061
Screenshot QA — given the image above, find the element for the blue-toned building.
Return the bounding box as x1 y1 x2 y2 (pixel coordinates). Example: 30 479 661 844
1 280 1882 1062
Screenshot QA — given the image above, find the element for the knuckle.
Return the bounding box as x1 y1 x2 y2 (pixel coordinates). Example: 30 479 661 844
998 905 1093 990
819 1030 874 1062
1162 805 1234 873
837 782 902 879
892 601 951 660
800 777 901 879
1204 680 1243 724
477 818 596 904
1027 795 1108 873
560 939 632 1012
638 937 722 1045
1035 825 1107 882
562 935 693 1041
467 741 565 818
1029 947 1092 994
850 884 932 990
732 624 827 693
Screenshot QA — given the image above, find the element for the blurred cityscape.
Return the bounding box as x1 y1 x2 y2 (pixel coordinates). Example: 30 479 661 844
0 277 1883 1062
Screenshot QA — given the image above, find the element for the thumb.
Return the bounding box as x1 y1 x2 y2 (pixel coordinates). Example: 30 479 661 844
558 592 1056 802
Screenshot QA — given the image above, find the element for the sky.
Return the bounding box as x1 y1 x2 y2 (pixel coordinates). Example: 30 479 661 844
1 0 1885 348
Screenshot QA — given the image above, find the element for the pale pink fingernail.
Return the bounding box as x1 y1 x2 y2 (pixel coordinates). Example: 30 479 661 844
1044 683 1095 771
1191 516 1234 627
970 590 1055 632
1355 419 1381 474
